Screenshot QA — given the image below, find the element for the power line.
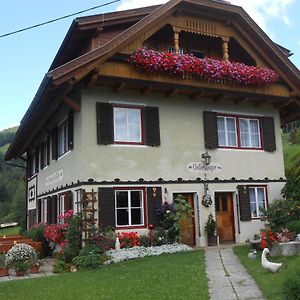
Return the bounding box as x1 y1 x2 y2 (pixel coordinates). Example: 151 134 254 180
0 0 121 39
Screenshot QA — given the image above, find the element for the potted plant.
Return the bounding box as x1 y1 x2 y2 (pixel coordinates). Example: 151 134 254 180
0 253 9 277
30 250 40 274
205 214 218 246
14 261 29 276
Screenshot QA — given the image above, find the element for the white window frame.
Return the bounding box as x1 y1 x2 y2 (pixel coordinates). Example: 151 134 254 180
41 139 49 169
41 198 47 224
249 186 267 219
58 119 69 157
59 194 65 217
30 152 37 177
115 189 144 227
239 118 261 148
217 116 238 147
113 106 142 144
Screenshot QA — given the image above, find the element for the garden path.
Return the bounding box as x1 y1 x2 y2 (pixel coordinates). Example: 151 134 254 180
205 246 265 300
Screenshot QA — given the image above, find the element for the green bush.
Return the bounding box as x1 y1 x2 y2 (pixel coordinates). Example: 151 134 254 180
282 167 300 201
25 224 50 257
65 213 83 258
52 258 68 273
72 244 107 269
282 266 300 300
261 199 300 232
0 212 16 224
286 220 300 233
139 235 151 247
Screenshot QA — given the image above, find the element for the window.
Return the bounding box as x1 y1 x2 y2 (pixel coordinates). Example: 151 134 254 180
58 120 69 157
41 198 48 224
114 106 142 144
191 50 205 58
115 189 145 227
28 151 38 177
249 187 267 218
41 137 50 169
217 114 261 149
217 116 237 147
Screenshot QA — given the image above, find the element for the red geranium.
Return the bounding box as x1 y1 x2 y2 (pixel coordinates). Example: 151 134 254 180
117 232 141 248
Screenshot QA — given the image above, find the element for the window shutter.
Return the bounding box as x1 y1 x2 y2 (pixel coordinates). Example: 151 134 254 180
203 111 218 149
147 187 162 226
237 185 251 221
47 136 50 165
52 128 58 160
64 191 73 211
47 198 51 224
144 106 160 146
262 117 276 152
96 102 114 145
35 150 39 174
27 153 31 178
50 195 58 224
68 111 74 150
98 188 115 227
37 199 42 223
40 143 45 169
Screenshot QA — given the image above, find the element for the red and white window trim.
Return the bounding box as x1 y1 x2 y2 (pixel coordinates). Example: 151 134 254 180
217 114 262 150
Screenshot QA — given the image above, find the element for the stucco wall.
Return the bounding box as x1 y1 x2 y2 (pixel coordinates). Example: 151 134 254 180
80 87 285 182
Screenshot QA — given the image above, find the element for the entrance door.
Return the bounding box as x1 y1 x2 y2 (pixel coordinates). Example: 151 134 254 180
215 192 235 243
173 193 196 246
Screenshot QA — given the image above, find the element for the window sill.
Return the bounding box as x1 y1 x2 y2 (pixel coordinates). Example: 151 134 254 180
111 144 148 148
28 174 37 181
58 150 71 160
116 224 147 230
217 148 264 152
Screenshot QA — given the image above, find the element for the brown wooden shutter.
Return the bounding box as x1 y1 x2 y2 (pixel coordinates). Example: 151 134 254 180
262 117 276 152
238 185 251 221
96 102 114 145
144 107 160 146
98 188 115 227
50 195 58 224
40 143 45 169
27 153 31 178
47 198 51 224
68 111 74 150
52 128 58 160
46 136 50 165
203 111 218 149
147 187 162 226
35 150 39 174
37 199 42 223
64 191 73 211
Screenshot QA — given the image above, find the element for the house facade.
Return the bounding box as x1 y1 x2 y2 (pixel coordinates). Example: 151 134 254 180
5 0 300 246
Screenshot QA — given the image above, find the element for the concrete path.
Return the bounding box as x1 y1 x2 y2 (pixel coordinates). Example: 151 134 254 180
0 258 56 283
205 246 265 300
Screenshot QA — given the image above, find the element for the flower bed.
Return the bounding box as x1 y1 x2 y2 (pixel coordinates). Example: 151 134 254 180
129 48 279 86
105 243 193 264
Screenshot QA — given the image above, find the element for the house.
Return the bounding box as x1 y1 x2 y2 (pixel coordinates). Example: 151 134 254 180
5 0 300 247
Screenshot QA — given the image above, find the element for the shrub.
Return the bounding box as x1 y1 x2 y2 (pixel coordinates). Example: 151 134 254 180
261 199 300 232
65 214 83 257
91 234 115 253
7 243 35 264
26 224 49 257
153 227 172 246
139 235 151 247
282 266 300 300
282 167 300 201
286 220 300 233
53 258 68 273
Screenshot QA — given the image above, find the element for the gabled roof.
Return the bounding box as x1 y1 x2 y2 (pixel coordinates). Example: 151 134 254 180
5 0 300 161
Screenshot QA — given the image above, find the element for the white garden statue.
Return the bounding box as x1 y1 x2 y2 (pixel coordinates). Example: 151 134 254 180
115 236 120 250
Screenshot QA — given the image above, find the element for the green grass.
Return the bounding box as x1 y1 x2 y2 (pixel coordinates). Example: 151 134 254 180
234 245 300 300
0 226 21 236
282 132 300 170
0 250 209 300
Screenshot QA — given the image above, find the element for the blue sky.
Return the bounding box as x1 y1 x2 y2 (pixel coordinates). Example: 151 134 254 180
0 0 299 130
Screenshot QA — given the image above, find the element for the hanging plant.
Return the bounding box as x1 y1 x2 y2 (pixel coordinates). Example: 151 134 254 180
129 48 279 87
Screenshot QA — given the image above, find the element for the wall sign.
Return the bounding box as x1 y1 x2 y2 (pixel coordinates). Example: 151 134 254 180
186 162 222 174
46 169 63 186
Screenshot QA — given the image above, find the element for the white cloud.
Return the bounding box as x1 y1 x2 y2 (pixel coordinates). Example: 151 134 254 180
117 0 167 11
117 0 294 35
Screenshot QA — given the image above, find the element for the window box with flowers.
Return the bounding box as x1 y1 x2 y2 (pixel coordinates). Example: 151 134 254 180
129 48 279 87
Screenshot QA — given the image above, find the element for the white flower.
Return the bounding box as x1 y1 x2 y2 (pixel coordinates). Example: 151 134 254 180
104 243 193 264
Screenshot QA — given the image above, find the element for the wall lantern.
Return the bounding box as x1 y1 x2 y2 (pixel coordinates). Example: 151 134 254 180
201 151 211 166
201 152 212 207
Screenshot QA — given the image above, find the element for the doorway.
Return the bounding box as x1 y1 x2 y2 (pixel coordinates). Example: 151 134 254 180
173 193 196 246
215 192 235 243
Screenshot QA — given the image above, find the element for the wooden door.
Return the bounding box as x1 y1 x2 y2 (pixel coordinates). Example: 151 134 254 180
174 193 196 246
215 193 235 243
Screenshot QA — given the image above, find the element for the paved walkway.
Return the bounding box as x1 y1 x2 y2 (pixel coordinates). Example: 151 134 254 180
205 246 265 300
0 258 55 283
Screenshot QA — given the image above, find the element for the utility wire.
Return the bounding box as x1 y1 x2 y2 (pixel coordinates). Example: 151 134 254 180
0 0 121 39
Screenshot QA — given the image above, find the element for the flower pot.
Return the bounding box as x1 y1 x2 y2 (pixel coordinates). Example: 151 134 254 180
30 265 40 274
16 270 26 277
282 231 297 241
0 267 9 277
207 235 218 246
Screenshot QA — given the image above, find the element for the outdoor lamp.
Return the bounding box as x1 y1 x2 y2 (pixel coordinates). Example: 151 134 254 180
201 151 211 166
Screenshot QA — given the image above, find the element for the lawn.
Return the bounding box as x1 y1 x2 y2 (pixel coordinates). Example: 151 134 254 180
234 245 300 300
0 226 21 236
0 250 209 300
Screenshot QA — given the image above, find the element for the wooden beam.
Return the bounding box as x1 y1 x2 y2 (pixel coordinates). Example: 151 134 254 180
86 72 99 89
140 86 153 95
64 97 81 112
113 82 125 92
213 95 226 102
166 89 179 98
189 92 204 100
273 99 293 109
233 96 248 104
